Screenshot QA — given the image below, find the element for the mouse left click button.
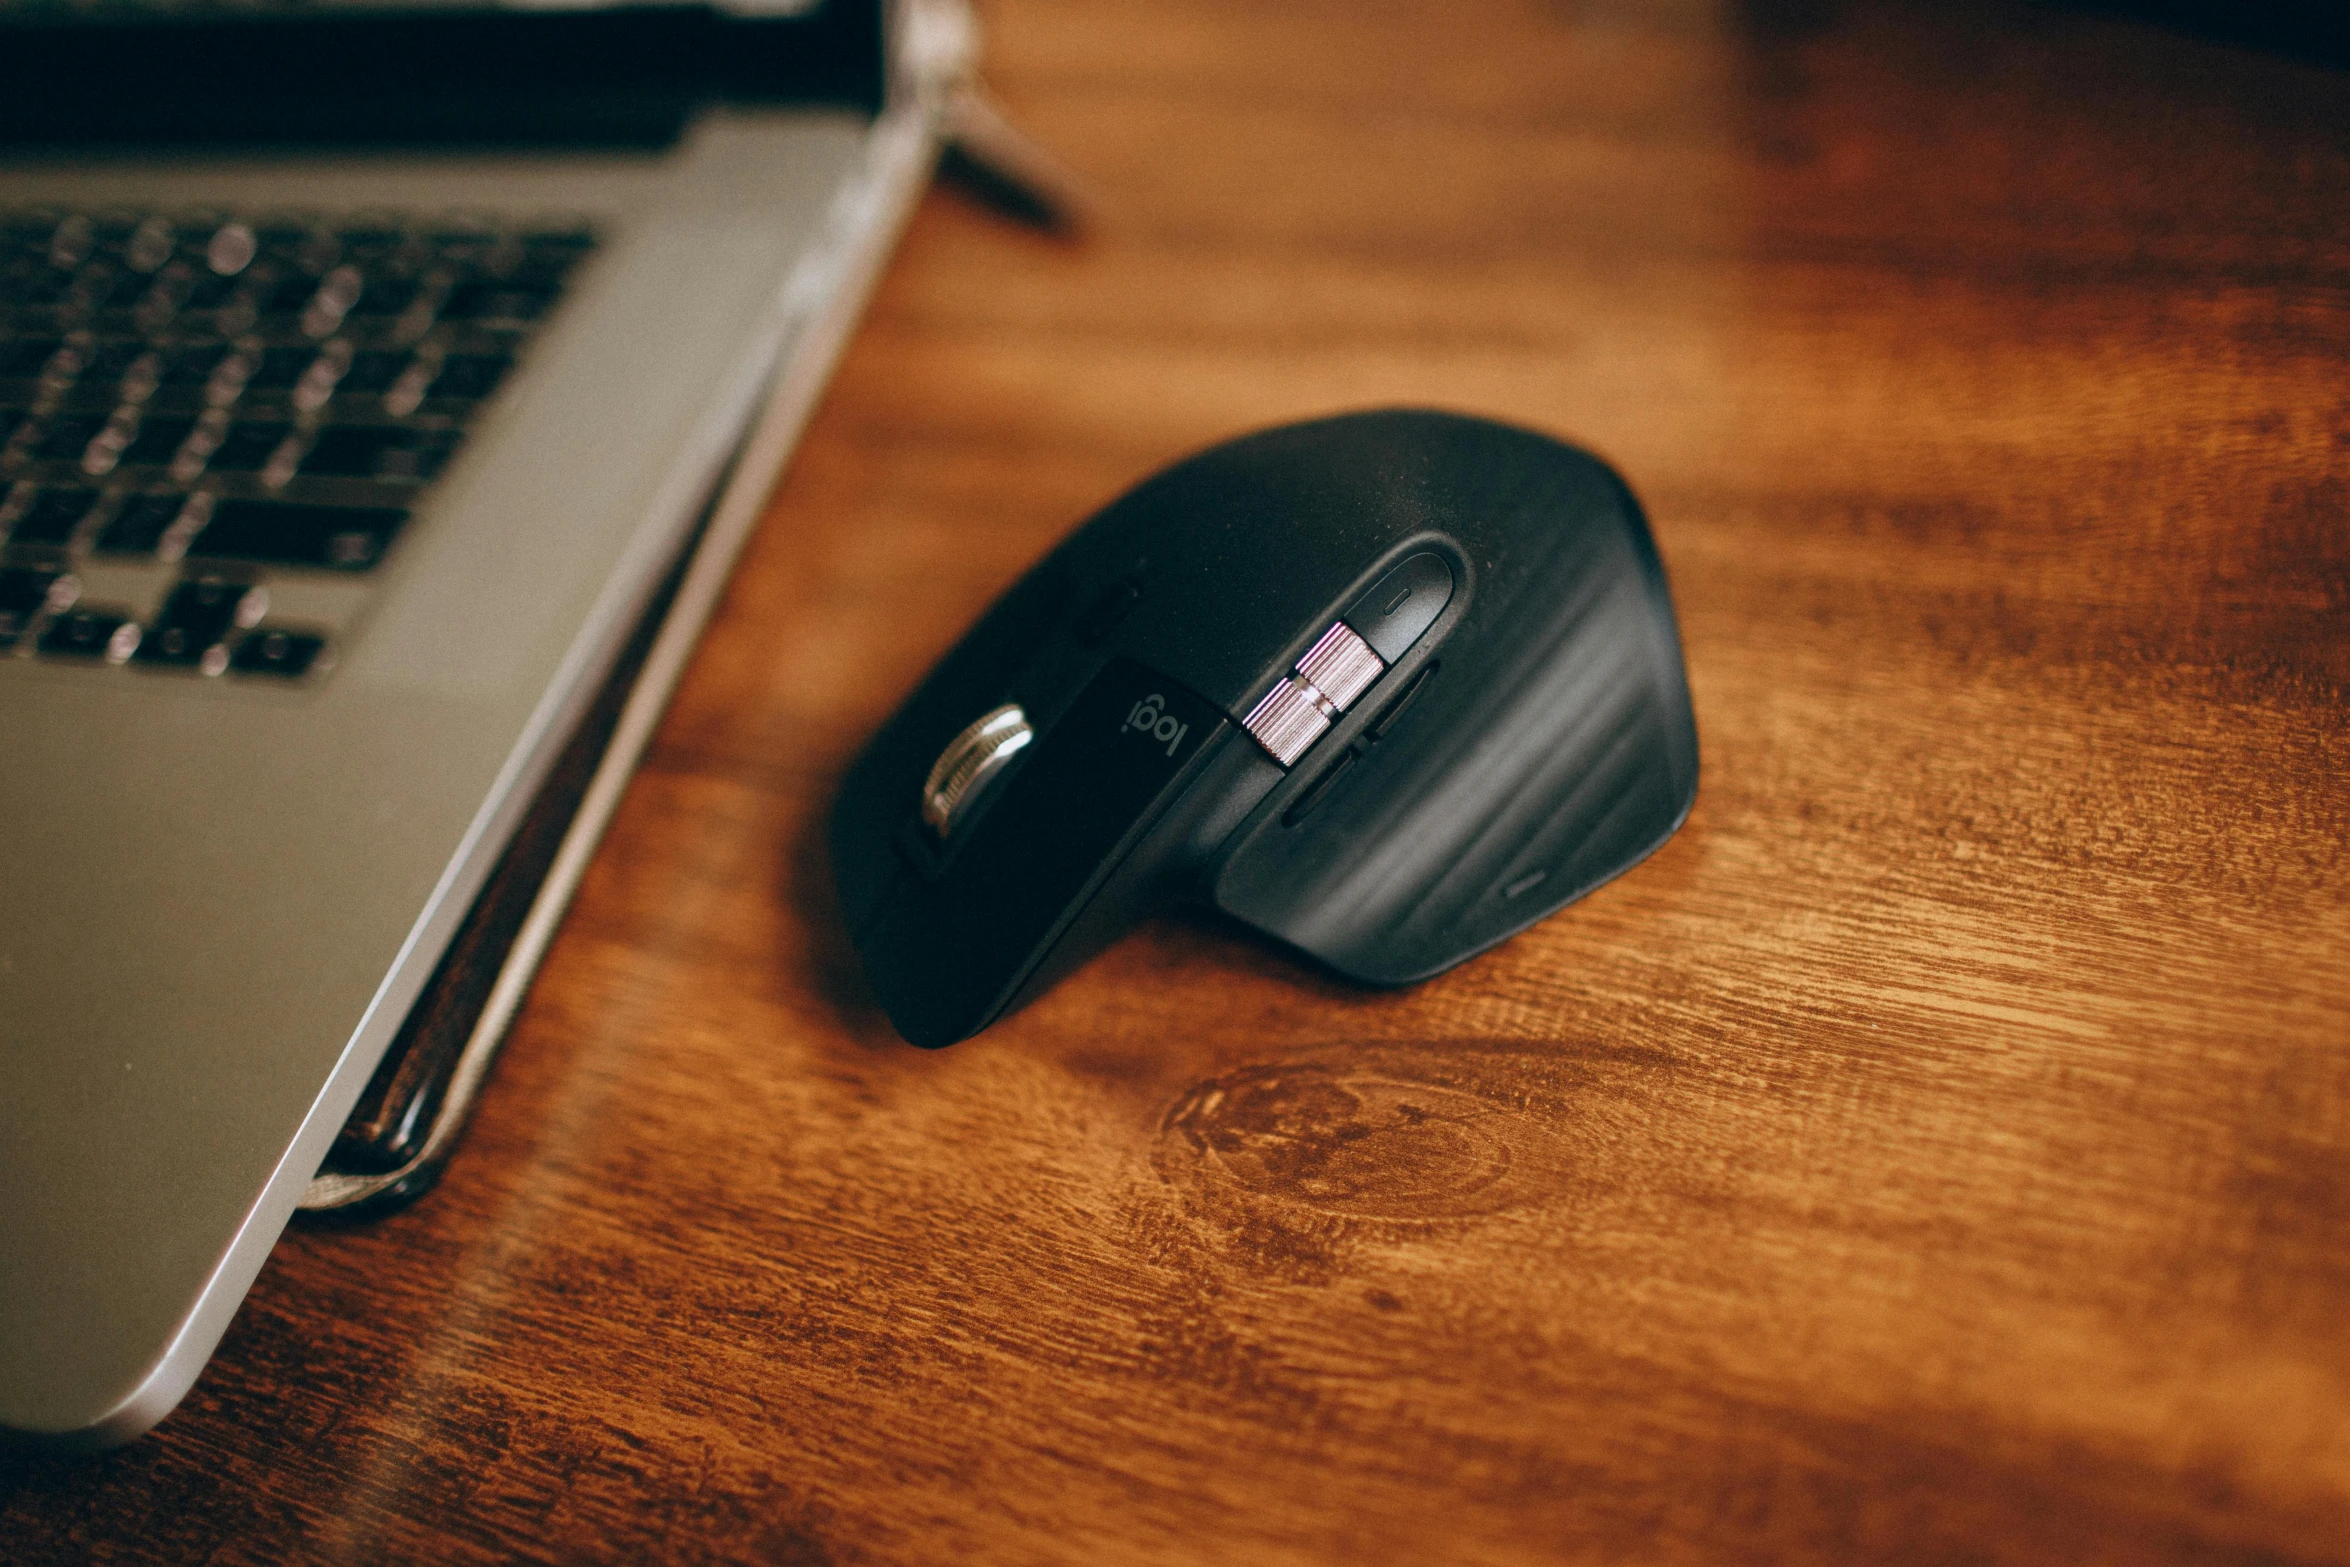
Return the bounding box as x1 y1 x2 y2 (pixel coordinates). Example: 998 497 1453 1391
922 704 1034 838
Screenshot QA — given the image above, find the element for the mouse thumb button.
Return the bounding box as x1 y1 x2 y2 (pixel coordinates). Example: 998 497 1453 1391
1342 550 1456 663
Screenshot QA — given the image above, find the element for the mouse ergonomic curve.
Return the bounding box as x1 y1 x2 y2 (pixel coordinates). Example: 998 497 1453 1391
828 408 1699 1048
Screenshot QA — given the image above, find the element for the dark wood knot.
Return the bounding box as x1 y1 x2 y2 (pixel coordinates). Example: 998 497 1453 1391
1159 1059 1523 1220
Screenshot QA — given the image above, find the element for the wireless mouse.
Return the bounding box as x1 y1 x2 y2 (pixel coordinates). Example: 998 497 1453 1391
828 408 1698 1047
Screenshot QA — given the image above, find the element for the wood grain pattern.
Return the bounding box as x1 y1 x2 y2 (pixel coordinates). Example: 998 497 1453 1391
8 0 2349 1560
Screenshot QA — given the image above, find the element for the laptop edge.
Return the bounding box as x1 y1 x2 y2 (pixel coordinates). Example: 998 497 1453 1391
0 0 969 1449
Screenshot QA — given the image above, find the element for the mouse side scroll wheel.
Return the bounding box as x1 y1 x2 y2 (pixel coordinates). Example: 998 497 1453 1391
1240 620 1385 767
921 703 1033 838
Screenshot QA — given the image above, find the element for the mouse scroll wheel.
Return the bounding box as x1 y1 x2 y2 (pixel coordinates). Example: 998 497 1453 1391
1240 620 1385 767
922 703 1034 839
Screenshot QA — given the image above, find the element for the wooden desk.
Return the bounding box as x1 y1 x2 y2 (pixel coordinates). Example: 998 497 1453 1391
9 1 2348 1559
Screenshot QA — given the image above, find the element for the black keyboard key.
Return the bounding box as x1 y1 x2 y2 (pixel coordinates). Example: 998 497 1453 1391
428 352 513 401
255 224 322 263
191 498 408 571
229 626 327 677
119 415 195 469
261 270 325 315
180 268 243 310
500 258 582 293
35 413 105 464
2 260 76 307
39 604 135 661
80 337 154 389
337 224 404 259
3 214 59 250
246 346 317 390
7 486 101 547
161 341 235 386
512 229 595 284
135 576 258 668
206 420 292 473
441 278 557 325
0 336 62 378
300 424 458 482
72 263 147 313
98 492 194 555
348 276 420 317
0 564 62 645
340 349 411 393
83 217 135 260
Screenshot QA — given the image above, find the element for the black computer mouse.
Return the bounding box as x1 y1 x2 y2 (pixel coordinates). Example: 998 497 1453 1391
828 408 1698 1047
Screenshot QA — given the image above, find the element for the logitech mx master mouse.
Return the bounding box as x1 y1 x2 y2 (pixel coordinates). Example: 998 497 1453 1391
829 409 1698 1047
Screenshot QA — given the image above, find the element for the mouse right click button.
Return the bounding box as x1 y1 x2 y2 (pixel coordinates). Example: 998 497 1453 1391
1342 551 1455 662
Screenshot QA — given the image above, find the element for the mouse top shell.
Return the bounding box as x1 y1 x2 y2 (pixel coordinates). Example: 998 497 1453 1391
831 408 1698 1047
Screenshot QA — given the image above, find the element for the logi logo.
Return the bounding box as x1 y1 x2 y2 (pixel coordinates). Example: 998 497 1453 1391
1125 693 1189 758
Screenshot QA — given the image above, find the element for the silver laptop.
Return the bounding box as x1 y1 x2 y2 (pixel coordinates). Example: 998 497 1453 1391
0 0 966 1447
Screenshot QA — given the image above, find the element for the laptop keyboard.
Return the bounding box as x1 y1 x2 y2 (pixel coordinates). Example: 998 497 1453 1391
0 208 595 678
